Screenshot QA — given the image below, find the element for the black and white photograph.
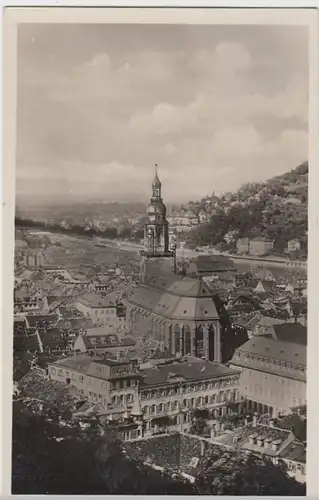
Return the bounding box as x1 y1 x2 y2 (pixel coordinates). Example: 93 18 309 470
2 6 317 496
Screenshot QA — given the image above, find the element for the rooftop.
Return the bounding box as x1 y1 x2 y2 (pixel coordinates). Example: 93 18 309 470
231 336 306 381
50 355 138 380
140 357 239 387
128 276 219 322
77 292 119 308
215 423 292 458
272 323 307 345
278 441 306 464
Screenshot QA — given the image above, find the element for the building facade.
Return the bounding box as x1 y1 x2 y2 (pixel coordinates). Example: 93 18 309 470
236 237 250 254
249 238 275 256
47 355 241 436
229 336 306 416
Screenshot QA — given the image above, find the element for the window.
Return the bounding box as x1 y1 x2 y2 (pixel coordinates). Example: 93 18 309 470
151 404 156 414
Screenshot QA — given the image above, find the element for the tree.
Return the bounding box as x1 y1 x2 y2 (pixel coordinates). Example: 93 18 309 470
12 404 195 495
195 450 306 496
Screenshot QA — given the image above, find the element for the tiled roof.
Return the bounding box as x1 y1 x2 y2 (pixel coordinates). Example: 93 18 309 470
279 441 306 464
215 423 291 457
128 277 219 322
231 337 306 381
77 292 118 308
26 314 59 328
140 358 239 387
236 336 306 364
51 355 137 380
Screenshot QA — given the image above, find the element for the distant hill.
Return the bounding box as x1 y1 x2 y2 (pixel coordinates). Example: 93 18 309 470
185 162 308 254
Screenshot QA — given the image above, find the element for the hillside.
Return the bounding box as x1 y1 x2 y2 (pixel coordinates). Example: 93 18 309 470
185 162 308 255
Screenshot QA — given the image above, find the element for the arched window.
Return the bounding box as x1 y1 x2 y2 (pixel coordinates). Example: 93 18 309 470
185 325 191 355
174 324 180 353
168 324 173 354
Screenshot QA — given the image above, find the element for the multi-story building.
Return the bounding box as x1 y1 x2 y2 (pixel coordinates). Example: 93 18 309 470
75 292 125 328
229 335 306 416
47 355 241 436
286 239 301 253
249 238 274 256
236 237 250 254
48 356 141 409
138 357 241 436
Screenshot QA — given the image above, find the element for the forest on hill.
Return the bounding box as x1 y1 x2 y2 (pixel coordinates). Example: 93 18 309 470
185 162 308 255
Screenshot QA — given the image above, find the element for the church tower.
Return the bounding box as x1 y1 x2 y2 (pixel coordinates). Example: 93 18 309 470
139 165 176 281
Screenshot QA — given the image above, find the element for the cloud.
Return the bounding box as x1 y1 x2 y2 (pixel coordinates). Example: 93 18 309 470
163 142 177 155
16 25 308 202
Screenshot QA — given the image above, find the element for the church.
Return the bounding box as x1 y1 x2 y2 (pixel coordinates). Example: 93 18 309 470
125 166 235 363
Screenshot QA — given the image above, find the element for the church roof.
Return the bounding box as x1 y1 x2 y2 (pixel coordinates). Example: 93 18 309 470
127 273 219 322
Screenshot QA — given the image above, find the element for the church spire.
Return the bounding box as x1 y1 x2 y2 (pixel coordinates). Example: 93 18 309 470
152 164 161 199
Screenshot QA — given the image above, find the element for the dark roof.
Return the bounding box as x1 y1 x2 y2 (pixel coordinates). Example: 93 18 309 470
26 314 58 328
84 335 135 349
45 295 62 307
188 255 236 275
279 441 306 464
14 333 39 352
38 328 67 349
272 323 307 345
140 358 239 387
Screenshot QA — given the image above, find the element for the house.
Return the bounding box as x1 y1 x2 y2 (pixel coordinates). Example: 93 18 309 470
286 239 301 253
236 237 250 254
73 332 136 357
254 280 276 294
215 421 306 483
48 355 241 436
74 292 126 328
226 294 261 316
245 313 285 338
14 291 40 313
42 295 62 314
249 238 274 256
25 314 59 330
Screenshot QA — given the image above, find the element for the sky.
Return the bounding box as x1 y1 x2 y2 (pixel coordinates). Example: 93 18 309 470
16 23 308 204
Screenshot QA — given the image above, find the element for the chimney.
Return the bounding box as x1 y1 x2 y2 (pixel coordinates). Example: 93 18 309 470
244 417 248 426
253 413 258 427
210 427 216 441
269 419 275 428
200 440 206 457
271 439 281 452
248 434 257 445
264 438 272 450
